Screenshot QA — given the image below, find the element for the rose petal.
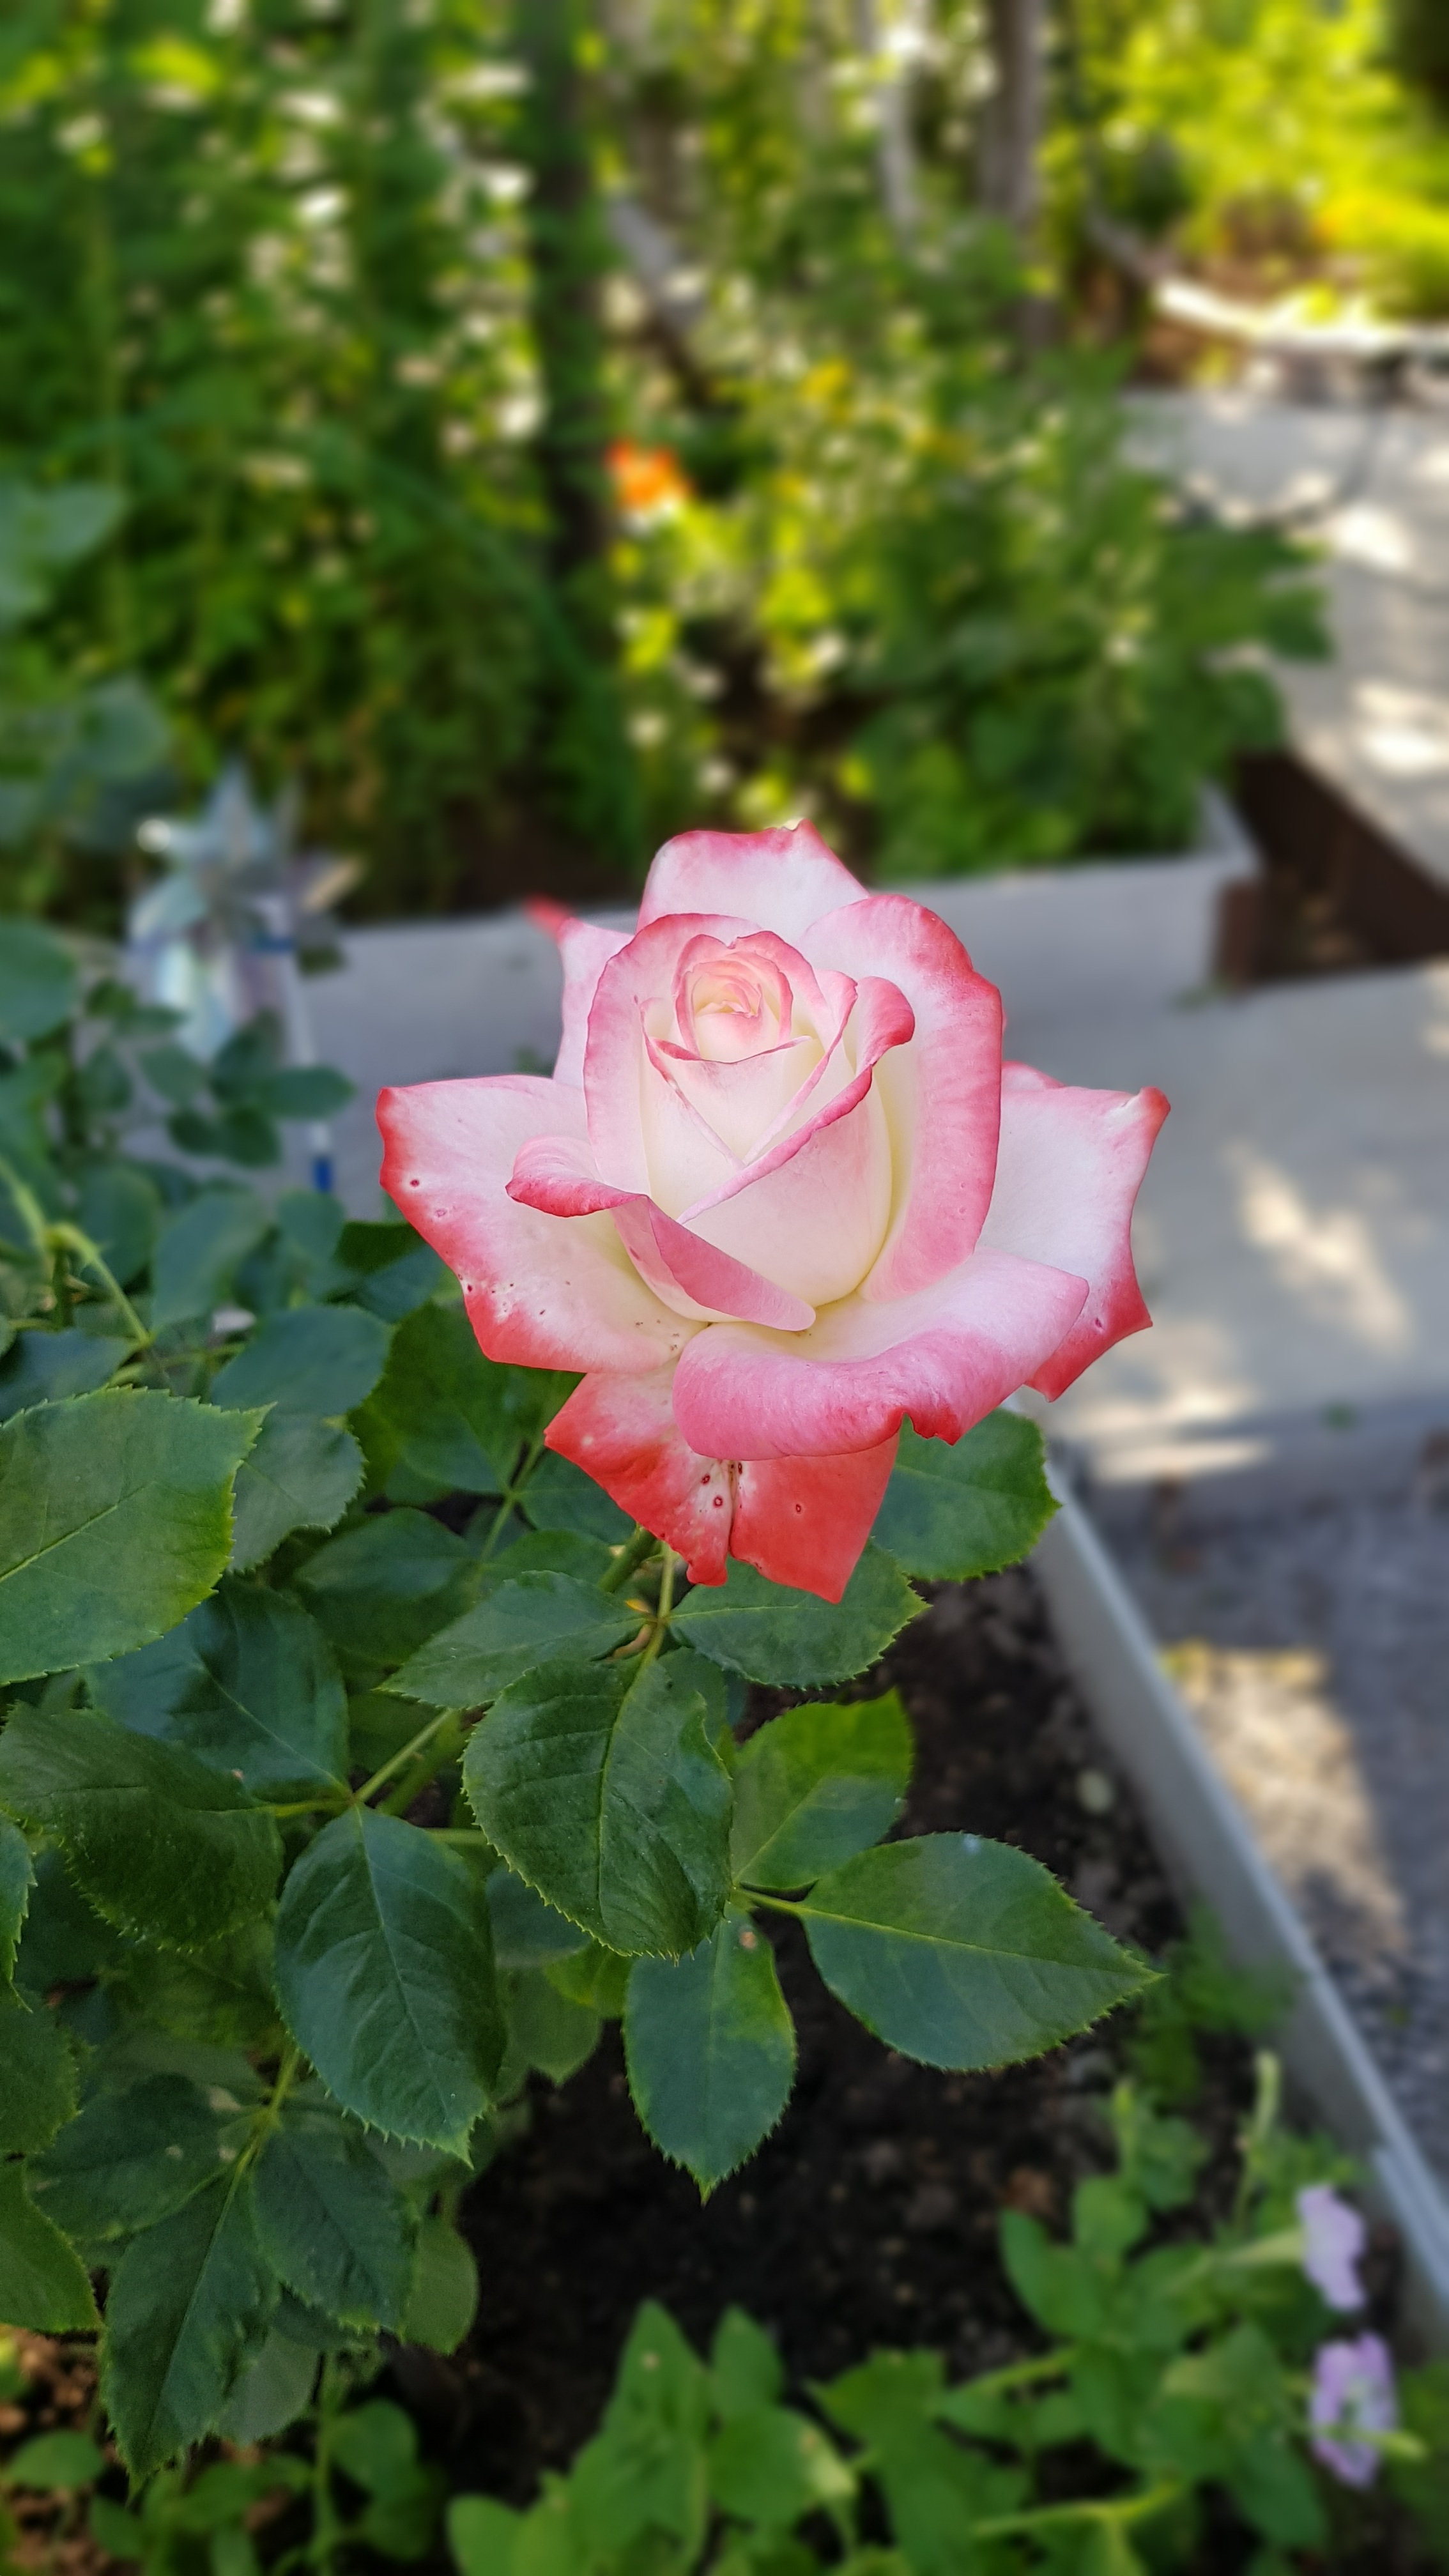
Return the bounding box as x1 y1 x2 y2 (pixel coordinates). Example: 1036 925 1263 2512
544 1370 898 1600
671 1248 1088 1460
584 909 755 1192
640 819 866 947
808 894 1004 1301
976 1066 1169 1400
508 1132 815 1331
536 910 632 1088
544 1368 734 1585
378 1075 691 1372
731 1440 899 1601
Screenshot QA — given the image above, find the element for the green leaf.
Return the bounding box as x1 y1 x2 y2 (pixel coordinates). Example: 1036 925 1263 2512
624 1912 796 2192
215 2329 319 2446
465 1651 733 1957
88 1581 349 1796
499 1966 601 2088
89 2497 146 2561
402 2216 479 2352
0 921 78 1041
545 1941 632 2018
709 2404 855 2526
13 1846 121 1989
448 2496 522 2576
0 2159 97 2331
487 1866 590 1969
730 1692 912 1890
252 2106 415 2330
387 1575 637 1708
117 1920 282 2051
0 1706 282 1950
0 1985 77 2151
254 1065 355 1118
229 1416 364 1571
0 1329 123 1423
0 1390 263 1683
873 1413 1057 1581
151 1190 273 1331
356 1303 550 1496
671 1544 920 1687
521 1451 632 1543
73 1162 160 1291
210 1304 392 1420
293 1507 476 1668
710 2308 784 2418
798 1836 1152 2068
331 1222 444 1321
0 1811 33 1978
491 1526 615 1584
273 1807 503 2151
8 2430 105 2489
29 2073 226 2242
102 2175 279 2476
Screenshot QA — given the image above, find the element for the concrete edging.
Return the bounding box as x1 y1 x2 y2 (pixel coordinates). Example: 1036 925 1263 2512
1031 1475 1449 2350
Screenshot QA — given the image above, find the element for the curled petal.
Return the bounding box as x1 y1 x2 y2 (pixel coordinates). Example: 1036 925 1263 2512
508 1133 815 1331
545 1368 734 1586
977 1066 1170 1400
528 907 632 1088
732 1441 899 1601
808 894 1003 1301
640 819 865 947
584 909 755 1191
378 1075 691 1373
672 1248 1088 1461
678 976 915 1219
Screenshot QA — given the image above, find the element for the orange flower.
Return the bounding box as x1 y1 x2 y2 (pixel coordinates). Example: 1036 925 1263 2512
607 438 691 516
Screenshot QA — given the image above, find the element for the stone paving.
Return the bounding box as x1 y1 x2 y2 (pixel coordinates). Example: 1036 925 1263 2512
1135 389 1449 890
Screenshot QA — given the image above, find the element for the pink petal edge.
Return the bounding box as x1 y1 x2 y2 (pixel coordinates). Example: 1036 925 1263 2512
376 1075 691 1374
671 1247 1089 1460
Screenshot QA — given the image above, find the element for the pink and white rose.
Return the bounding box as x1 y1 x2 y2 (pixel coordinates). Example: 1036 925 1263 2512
379 822 1167 1600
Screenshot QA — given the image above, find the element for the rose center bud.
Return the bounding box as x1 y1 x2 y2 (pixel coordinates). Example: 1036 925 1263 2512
638 930 898 1311
680 954 789 1061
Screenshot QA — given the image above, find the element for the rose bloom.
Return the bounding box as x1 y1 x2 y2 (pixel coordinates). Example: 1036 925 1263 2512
379 823 1167 1600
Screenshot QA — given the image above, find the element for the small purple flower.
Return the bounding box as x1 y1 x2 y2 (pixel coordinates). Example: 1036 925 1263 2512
1310 2333 1397 2488
1297 2182 1366 2310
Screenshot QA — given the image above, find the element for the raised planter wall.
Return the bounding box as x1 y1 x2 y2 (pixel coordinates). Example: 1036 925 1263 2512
1032 1475 1449 2351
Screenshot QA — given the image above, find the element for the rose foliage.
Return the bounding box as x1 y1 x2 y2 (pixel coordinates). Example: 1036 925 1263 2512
0 848 1160 2483
381 823 1168 1604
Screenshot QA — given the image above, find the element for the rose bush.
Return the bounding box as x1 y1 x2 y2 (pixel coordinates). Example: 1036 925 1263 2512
380 822 1168 1600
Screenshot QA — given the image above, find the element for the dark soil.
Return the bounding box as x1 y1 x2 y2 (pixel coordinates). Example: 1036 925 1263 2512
441 1568 1229 2490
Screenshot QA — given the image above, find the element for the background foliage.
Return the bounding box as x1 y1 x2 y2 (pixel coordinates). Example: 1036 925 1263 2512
0 0 1328 922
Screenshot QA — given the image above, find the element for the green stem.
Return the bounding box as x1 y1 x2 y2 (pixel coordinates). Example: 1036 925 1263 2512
50 1221 153 1352
475 1429 549 1565
377 1710 464 1816
307 2354 346 2574
957 2348 1075 2400
354 1708 459 1807
599 1524 657 1594
970 2479 1183 2542
635 1547 676 1670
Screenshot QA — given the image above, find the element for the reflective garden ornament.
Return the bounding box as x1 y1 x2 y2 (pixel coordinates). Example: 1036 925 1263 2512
128 763 359 1188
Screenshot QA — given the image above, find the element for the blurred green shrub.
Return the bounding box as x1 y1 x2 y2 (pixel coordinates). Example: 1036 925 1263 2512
0 0 1327 908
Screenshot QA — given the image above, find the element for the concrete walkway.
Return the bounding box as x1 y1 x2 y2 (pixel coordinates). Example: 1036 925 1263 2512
1135 391 1449 891
307 846 1449 1499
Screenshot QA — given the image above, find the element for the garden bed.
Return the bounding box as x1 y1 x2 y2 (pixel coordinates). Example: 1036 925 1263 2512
441 1569 1394 2499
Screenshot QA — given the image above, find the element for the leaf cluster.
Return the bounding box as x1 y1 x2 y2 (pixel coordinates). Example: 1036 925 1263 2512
443 2064 1444 2576
0 930 1149 2488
